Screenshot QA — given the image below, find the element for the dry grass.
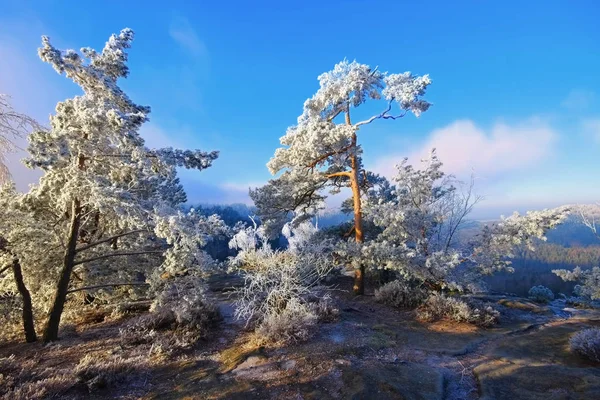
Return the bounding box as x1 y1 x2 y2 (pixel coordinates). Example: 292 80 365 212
218 337 266 373
0 353 77 400
74 353 150 391
498 298 545 313
0 291 221 399
417 294 500 327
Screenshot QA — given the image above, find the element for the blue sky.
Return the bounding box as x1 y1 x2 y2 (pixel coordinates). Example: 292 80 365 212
1 0 599 219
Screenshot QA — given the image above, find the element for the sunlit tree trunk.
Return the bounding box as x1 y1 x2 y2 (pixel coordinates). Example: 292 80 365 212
346 110 366 294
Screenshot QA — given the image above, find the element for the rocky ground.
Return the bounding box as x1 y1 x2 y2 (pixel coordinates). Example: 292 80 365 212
1 276 599 399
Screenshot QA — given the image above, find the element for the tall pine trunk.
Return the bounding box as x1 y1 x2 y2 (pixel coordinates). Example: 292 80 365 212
43 198 81 342
346 111 366 295
350 144 365 294
11 258 37 343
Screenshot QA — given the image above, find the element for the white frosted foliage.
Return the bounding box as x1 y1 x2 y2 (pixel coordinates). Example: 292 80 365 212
0 29 224 334
252 59 432 236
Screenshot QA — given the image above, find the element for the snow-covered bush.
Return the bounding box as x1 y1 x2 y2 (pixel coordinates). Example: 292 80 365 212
417 293 499 327
570 328 600 363
150 275 221 331
307 294 340 323
255 298 318 344
229 221 335 343
528 285 555 303
120 276 220 351
417 294 468 322
374 279 428 309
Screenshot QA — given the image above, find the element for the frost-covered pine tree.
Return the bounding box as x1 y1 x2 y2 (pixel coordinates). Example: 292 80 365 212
251 60 431 294
350 149 478 288
339 150 571 291
0 29 223 342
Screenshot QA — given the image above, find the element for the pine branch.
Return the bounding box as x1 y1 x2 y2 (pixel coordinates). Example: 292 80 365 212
327 171 352 179
75 229 149 253
306 144 353 169
355 100 407 127
0 264 11 276
73 250 164 266
66 282 149 294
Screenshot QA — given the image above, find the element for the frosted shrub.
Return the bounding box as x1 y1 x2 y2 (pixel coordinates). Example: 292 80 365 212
417 293 499 327
570 328 600 363
528 285 555 303
375 279 428 309
466 298 501 327
308 294 340 323
120 276 220 350
230 221 335 343
151 275 221 331
417 293 467 322
256 298 318 344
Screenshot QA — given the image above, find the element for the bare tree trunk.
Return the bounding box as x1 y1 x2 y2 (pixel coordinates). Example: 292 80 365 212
43 198 81 342
11 258 37 342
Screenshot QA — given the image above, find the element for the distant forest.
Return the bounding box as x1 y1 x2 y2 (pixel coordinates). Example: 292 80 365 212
486 219 600 296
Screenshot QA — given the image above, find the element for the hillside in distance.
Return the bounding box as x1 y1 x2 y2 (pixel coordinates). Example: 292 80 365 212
193 203 600 297
485 210 600 296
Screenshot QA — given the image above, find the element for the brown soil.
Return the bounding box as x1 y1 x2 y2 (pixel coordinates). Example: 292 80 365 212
1 275 599 400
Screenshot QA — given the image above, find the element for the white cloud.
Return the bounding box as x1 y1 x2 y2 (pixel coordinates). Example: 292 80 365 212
169 16 208 59
220 182 263 192
165 16 210 110
582 118 600 143
217 182 264 205
139 123 182 149
561 89 595 111
371 118 557 179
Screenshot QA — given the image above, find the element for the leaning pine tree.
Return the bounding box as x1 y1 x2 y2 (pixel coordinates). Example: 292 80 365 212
251 60 431 294
0 29 223 342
